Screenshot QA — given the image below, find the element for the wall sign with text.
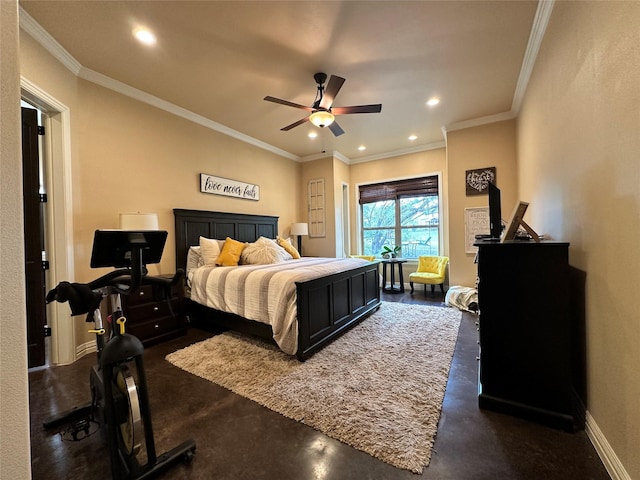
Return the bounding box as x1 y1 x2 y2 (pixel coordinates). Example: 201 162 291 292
465 207 489 253
200 174 259 201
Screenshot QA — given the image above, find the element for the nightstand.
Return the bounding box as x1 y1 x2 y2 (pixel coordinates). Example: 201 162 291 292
381 259 407 293
119 274 188 346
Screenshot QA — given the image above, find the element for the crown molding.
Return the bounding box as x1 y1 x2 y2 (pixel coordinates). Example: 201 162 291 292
512 0 555 114
333 151 351 165
299 141 446 165
78 67 299 161
444 111 516 134
298 150 352 164
19 7 82 75
348 141 446 165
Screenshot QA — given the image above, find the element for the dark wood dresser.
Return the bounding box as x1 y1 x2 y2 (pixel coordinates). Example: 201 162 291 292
120 274 188 346
475 240 584 431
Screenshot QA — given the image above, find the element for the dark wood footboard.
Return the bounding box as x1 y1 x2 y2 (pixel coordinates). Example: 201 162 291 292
184 261 381 360
296 261 381 360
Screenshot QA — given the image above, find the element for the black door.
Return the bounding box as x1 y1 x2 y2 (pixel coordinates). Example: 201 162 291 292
22 107 47 368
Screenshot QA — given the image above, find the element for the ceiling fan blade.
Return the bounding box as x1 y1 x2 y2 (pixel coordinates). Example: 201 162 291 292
281 116 310 131
331 104 382 115
319 75 346 110
264 96 314 112
328 121 345 137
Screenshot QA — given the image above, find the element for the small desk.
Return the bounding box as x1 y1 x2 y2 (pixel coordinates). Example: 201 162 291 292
381 259 407 293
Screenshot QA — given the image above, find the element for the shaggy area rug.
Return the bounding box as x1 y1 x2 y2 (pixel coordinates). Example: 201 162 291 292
166 302 461 473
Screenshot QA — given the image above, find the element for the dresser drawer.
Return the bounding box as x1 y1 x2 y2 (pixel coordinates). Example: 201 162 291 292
125 298 182 323
125 284 180 307
125 315 183 344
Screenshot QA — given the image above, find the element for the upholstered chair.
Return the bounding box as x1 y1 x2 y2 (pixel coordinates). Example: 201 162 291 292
409 256 449 295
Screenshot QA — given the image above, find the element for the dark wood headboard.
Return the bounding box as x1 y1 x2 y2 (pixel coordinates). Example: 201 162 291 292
173 209 279 272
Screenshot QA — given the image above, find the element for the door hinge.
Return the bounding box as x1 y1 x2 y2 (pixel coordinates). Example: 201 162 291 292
38 126 45 135
44 325 51 337
42 260 50 270
39 193 48 203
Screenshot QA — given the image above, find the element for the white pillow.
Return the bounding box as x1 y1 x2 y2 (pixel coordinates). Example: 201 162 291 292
186 246 204 275
199 236 221 266
241 237 292 265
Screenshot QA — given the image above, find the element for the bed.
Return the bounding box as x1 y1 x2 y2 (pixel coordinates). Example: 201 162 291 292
174 209 381 360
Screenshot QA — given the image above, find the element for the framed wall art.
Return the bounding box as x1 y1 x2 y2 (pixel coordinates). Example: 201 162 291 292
465 207 490 253
465 167 496 196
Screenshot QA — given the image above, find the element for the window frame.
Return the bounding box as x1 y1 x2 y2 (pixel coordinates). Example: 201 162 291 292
356 173 443 259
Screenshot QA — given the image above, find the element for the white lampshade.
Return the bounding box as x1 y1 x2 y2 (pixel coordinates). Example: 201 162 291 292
291 223 309 236
309 111 335 128
119 212 159 230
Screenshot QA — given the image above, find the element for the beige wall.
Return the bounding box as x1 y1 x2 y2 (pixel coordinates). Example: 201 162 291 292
0 1 31 478
518 2 640 477
74 80 300 278
446 120 518 287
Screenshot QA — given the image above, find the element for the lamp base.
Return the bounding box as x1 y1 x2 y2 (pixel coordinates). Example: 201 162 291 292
297 236 303 256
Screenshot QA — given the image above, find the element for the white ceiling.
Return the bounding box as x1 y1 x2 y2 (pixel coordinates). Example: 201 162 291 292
20 1 541 162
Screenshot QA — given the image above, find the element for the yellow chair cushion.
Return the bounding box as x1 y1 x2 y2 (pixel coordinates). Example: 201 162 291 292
409 271 444 284
350 255 376 261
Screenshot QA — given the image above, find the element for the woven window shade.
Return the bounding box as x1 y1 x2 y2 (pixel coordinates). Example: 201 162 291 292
358 176 439 205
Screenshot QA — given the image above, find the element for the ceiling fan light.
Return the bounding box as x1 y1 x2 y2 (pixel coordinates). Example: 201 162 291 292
309 111 335 128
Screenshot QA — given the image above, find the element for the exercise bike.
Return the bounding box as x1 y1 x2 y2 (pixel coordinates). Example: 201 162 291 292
44 229 196 480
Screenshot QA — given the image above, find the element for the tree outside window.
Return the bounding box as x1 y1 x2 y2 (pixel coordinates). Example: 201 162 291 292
360 176 439 259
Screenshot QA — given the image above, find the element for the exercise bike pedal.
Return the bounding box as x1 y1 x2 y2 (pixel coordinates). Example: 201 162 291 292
43 402 93 431
61 417 100 442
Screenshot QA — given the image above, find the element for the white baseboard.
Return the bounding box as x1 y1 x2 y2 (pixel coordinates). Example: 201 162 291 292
75 340 96 359
586 410 631 480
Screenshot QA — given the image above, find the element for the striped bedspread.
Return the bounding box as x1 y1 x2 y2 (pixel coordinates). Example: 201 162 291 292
187 257 370 355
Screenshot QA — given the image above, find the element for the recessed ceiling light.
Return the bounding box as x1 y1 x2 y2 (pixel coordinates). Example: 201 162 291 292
408 135 417 141
426 97 440 107
133 27 156 46
358 145 366 151
308 131 318 138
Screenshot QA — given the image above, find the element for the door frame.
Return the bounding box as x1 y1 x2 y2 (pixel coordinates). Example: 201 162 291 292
21 77 76 365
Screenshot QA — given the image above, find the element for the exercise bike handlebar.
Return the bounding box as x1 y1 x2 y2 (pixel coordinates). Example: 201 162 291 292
86 267 184 294
47 243 184 317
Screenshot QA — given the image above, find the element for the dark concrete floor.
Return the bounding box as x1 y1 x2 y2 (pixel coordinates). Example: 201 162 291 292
29 292 610 480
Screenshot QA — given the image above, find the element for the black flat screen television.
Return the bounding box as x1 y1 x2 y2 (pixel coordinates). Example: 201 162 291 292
488 182 502 240
90 230 168 268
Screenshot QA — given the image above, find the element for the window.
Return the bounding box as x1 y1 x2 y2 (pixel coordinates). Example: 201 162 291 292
359 176 440 258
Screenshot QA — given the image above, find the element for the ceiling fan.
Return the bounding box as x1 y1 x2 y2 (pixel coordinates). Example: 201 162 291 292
264 72 382 137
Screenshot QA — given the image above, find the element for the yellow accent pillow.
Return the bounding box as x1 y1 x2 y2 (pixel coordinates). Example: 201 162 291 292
276 236 300 259
216 237 247 266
